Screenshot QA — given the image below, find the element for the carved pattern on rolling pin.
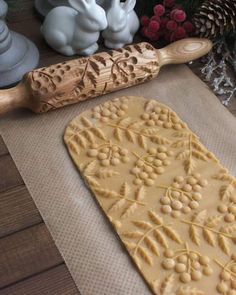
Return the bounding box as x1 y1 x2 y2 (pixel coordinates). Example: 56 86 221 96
25 43 159 113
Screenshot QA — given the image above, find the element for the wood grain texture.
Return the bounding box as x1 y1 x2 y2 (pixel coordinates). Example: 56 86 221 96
0 264 79 295
157 38 212 67
0 154 24 193
0 185 42 238
0 223 63 289
6 0 236 117
0 42 160 114
0 38 213 115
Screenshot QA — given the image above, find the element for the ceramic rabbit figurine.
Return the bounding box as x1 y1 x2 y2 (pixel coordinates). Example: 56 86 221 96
35 0 109 17
41 0 107 56
0 0 8 19
102 0 139 49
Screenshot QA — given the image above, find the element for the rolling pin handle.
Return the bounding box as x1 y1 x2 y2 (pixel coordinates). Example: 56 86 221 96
156 38 213 67
0 83 28 115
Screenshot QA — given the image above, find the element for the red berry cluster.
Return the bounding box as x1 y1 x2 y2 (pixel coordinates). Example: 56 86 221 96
140 0 194 42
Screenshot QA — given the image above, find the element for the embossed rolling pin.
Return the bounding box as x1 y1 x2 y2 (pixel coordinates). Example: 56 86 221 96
0 38 212 115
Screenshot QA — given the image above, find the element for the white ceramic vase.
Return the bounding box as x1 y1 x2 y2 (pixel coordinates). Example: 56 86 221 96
0 0 8 19
0 1 39 87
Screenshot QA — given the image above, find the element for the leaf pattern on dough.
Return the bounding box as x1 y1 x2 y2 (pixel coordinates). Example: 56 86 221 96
144 236 160 256
65 97 236 294
220 184 234 201
122 210 182 266
213 171 236 183
215 257 236 294
137 245 153 265
172 132 212 174
151 274 176 295
82 162 119 188
189 225 200 245
159 273 175 295
182 211 235 255
176 150 190 160
203 228 216 246
172 140 189 149
135 186 145 201
82 160 97 174
162 225 182 244
145 100 158 112
95 183 146 219
184 158 196 174
218 234 230 255
176 286 204 295
109 199 126 213
65 116 107 154
107 117 168 147
150 135 170 145
95 169 119 179
114 127 122 141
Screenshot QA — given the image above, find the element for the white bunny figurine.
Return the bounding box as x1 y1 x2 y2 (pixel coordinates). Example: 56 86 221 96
102 0 139 49
41 0 107 56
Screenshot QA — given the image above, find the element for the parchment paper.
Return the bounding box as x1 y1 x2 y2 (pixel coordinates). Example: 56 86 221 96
0 65 235 295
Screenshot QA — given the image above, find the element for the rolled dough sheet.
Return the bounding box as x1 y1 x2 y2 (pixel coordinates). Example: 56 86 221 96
64 96 236 294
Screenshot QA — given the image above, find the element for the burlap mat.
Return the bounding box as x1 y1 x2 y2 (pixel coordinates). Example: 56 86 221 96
0 65 235 294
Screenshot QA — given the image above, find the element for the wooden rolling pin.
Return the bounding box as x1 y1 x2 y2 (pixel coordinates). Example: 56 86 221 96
0 38 212 115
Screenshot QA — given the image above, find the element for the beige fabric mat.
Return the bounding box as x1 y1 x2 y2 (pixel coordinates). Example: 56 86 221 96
0 65 235 294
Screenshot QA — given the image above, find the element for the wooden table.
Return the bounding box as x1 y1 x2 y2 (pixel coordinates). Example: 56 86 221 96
0 1 235 294
0 1 80 294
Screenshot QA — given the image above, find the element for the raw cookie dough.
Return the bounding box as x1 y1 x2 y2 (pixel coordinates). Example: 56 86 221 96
64 96 236 295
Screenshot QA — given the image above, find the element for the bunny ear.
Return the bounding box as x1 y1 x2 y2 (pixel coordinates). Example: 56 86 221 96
123 0 136 12
68 0 90 12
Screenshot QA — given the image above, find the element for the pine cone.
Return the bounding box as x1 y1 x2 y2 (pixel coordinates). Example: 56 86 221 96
193 0 236 39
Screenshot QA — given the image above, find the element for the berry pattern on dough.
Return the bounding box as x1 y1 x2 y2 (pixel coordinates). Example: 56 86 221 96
64 96 236 294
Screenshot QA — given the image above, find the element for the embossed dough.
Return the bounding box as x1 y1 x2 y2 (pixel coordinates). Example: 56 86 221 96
64 96 236 294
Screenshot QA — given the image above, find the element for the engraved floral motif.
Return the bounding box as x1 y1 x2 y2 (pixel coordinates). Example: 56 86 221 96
175 286 205 295
81 160 119 188
181 210 236 256
151 274 205 295
141 100 185 130
91 97 129 122
158 174 207 218
94 183 146 220
107 116 169 149
87 141 130 167
64 116 106 155
27 44 160 113
215 255 236 294
213 169 236 223
64 96 236 294
162 243 212 284
213 169 236 202
130 147 173 186
171 131 217 174
123 210 182 267
218 199 236 223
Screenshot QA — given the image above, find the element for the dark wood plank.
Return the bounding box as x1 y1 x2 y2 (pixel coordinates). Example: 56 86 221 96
0 264 79 295
0 137 8 157
0 223 63 289
0 154 24 193
0 185 42 238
